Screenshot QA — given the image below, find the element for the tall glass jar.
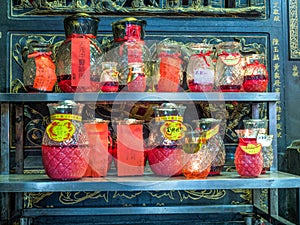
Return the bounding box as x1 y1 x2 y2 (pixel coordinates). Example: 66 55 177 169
147 103 187 176
186 43 215 92
242 54 268 92
153 43 183 92
42 101 89 180
193 118 226 175
111 17 150 91
55 13 102 93
215 41 243 92
22 42 56 93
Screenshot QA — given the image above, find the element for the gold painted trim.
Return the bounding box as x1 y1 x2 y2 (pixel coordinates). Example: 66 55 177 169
289 0 300 59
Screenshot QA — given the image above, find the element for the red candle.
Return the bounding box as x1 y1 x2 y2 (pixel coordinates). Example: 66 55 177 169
117 121 144 176
84 121 111 177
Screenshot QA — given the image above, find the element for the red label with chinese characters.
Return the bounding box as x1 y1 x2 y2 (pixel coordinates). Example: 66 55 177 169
30 53 56 92
71 37 91 87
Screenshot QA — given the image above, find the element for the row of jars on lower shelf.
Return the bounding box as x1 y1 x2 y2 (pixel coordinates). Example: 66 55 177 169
21 14 269 94
41 101 273 180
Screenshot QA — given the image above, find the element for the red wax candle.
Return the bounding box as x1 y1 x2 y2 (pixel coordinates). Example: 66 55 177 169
84 121 111 177
117 122 144 176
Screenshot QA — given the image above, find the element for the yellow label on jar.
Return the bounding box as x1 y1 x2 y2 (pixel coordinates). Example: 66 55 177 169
50 114 82 121
240 143 262 155
155 116 183 122
200 125 219 143
160 121 187 141
46 119 76 142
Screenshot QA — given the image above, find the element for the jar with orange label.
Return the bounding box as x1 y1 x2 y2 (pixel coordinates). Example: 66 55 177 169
22 42 57 92
42 100 89 180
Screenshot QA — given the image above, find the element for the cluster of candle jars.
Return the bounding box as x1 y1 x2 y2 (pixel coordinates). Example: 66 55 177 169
243 119 274 174
234 119 273 178
186 41 269 93
21 13 269 93
146 102 225 179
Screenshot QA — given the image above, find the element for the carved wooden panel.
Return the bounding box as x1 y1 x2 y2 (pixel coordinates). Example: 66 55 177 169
11 0 266 17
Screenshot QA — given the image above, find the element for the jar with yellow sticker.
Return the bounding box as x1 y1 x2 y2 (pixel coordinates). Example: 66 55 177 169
42 100 89 180
234 129 263 178
193 118 226 176
147 103 187 176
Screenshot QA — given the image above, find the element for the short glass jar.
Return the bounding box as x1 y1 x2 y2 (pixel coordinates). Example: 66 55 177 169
243 54 268 92
42 101 89 180
22 42 56 92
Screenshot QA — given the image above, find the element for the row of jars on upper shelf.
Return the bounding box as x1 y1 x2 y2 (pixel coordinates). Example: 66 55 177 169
21 13 269 94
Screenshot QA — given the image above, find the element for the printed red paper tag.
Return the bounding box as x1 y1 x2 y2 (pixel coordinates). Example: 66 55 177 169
32 55 57 92
71 37 91 87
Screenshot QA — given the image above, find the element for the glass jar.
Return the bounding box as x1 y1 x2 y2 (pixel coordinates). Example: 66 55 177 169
242 54 268 92
186 43 215 92
243 119 273 173
234 129 263 177
127 62 147 92
111 17 150 91
99 61 119 92
22 42 56 92
153 43 183 92
55 13 102 93
83 119 112 177
42 100 89 180
193 118 226 175
182 130 218 179
215 41 243 92
147 103 187 176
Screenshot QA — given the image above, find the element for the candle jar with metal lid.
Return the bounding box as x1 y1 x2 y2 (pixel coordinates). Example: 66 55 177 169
147 103 187 176
42 100 89 180
55 13 102 93
186 43 215 92
242 54 268 92
215 41 243 92
22 42 56 93
111 17 150 91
